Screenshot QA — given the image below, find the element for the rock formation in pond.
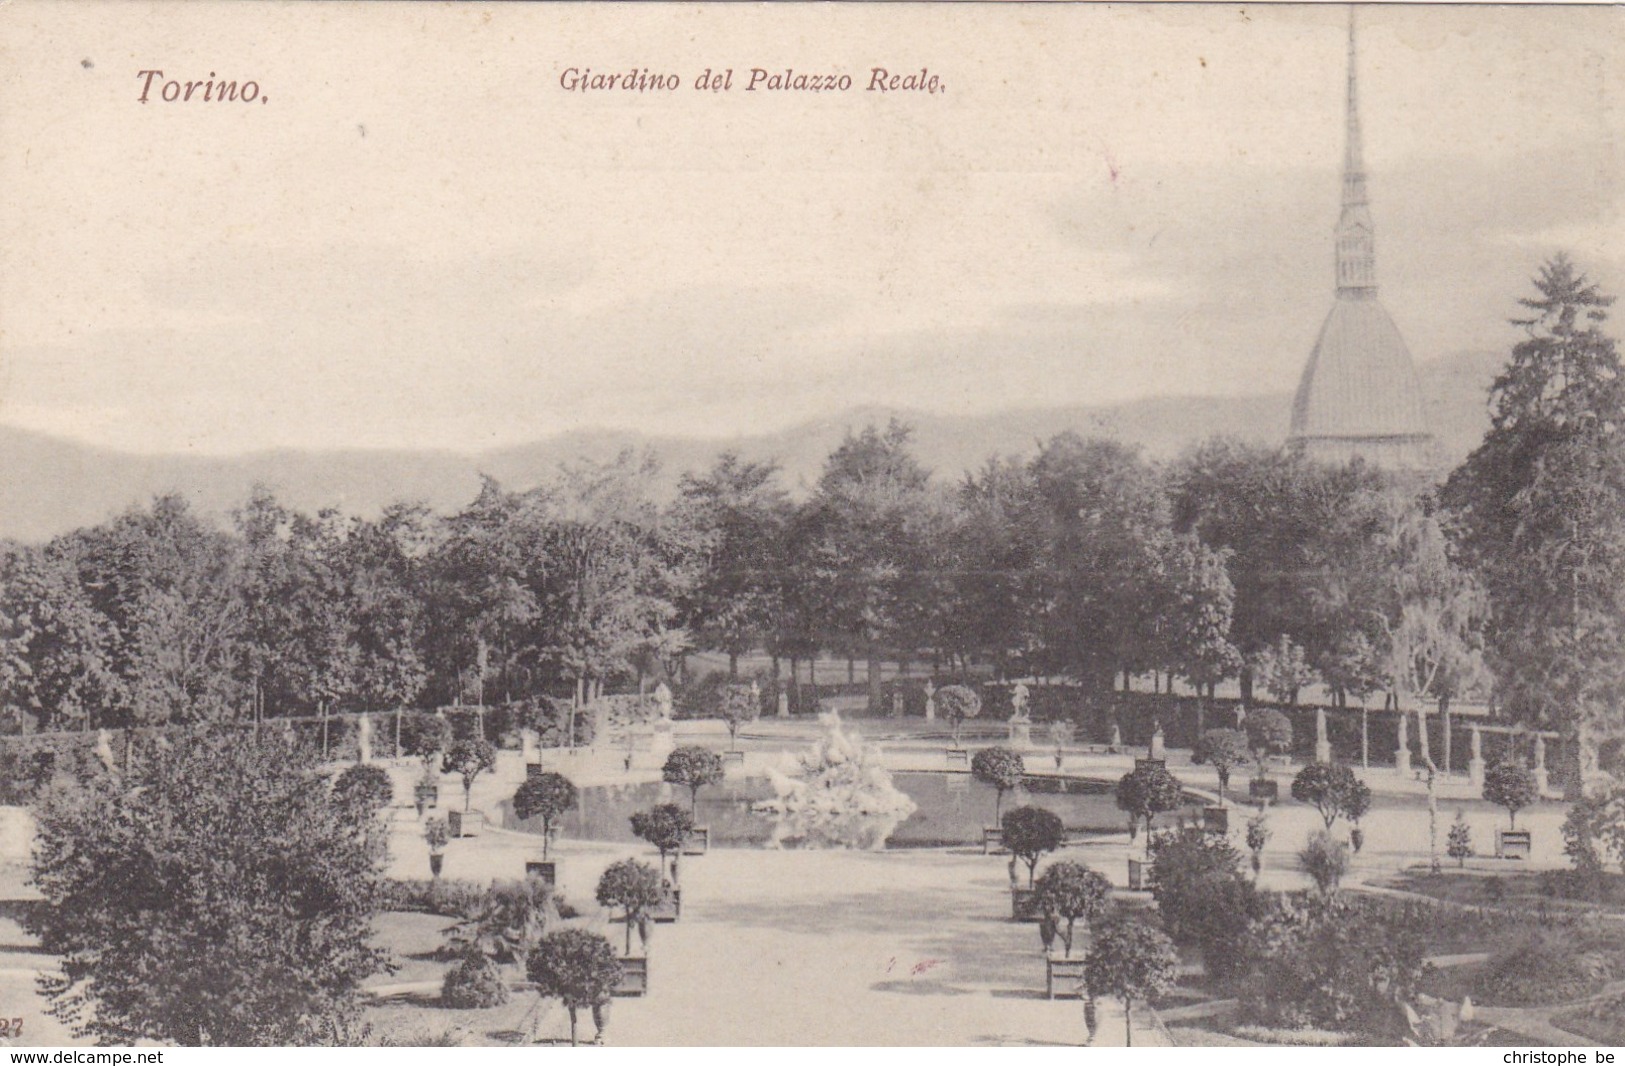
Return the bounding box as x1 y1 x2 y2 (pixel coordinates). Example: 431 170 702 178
757 712 917 850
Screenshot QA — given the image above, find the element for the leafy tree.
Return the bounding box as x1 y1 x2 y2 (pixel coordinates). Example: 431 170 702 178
950 457 1046 680
596 859 664 955
1082 918 1178 1047
717 682 760 750
1114 762 1185 853
1560 787 1625 875
28 731 388 1045
662 745 724 817
332 762 394 814
1001 805 1065 887
970 746 1025 824
1444 256 1625 797
1298 829 1350 896
1195 728 1250 802
1032 861 1111 958
1250 635 1318 706
1447 812 1474 867
441 738 497 812
512 772 578 860
1483 762 1540 828
1158 534 1242 720
1290 762 1368 829
937 684 982 747
0 545 118 733
630 802 694 880
526 928 623 1046
400 712 453 768
1146 826 1255 976
1245 707 1293 777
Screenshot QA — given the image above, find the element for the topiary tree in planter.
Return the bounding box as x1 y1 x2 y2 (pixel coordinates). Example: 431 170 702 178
971 746 1026 825
1484 762 1540 828
662 746 724 817
332 762 394 815
513 771 578 860
441 738 497 812
527 928 623 1046
424 816 450 878
1195 728 1250 804
937 684 982 748
1245 812 1271 877
1032 860 1112 957
1289 762 1367 829
440 946 510 1009
1115 762 1185 856
1082 918 1178 1047
629 803 693 881
1002 805 1065 887
1345 775 1372 854
596 859 663 956
1245 708 1293 780
718 683 760 752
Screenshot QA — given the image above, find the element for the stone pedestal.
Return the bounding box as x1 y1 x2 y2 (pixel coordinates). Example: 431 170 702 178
1149 731 1165 761
1469 758 1486 787
358 712 374 763
1533 766 1549 795
1395 748 1412 778
776 691 789 719
650 720 676 763
1008 721 1032 749
520 728 540 764
1315 739 1332 763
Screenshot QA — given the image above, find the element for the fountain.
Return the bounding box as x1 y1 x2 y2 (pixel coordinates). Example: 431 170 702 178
756 712 917 850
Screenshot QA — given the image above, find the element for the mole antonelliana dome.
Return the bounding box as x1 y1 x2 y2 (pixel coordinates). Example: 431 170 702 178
1287 14 1437 470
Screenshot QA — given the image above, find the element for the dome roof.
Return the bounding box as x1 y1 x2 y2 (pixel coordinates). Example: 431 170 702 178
1289 295 1430 443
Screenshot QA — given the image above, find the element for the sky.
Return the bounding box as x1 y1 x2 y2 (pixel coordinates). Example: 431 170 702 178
0 2 1619 456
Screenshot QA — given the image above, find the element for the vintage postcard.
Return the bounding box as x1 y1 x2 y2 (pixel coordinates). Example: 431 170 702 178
0 0 1621 1051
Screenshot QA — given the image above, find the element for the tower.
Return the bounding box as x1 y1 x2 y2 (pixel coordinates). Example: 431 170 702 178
1287 11 1436 469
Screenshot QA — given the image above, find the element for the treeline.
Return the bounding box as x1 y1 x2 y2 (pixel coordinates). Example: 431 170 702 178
0 257 1620 789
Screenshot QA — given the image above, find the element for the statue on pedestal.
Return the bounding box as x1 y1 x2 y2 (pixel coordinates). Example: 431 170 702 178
358 712 374 763
1314 706 1331 763
1010 683 1031 722
654 682 674 721
923 680 936 721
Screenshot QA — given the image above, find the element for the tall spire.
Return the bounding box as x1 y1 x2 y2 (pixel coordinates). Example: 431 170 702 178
1335 6 1377 296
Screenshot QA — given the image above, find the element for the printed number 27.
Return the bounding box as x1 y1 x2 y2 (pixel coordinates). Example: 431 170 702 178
0 1018 23 1038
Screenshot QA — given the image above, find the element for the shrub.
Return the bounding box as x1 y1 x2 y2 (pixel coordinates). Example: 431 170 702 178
1083 918 1179 1047
1447 811 1473 867
1002 805 1065 887
1032 860 1111 957
1115 762 1185 852
970 747 1026 824
447 877 560 964
527 928 623 1046
332 763 394 814
629 803 693 875
1561 787 1625 875
1195 728 1250 801
512 772 578 860
1290 762 1368 829
441 738 498 812
1245 708 1293 773
1483 762 1541 828
1147 825 1257 977
1239 894 1429 1036
378 878 487 919
1476 927 1621 1007
662 746 724 816
596 859 663 955
440 948 510 1009
1298 829 1350 896
937 685 982 746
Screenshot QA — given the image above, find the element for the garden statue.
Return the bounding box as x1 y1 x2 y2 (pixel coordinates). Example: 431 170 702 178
1395 712 1412 778
923 680 936 721
1109 723 1123 752
1532 734 1549 794
358 712 374 763
1314 706 1330 763
95 728 117 774
891 691 904 718
757 712 917 849
1469 727 1486 786
1148 720 1165 761
750 679 761 707
654 682 674 720
1010 683 1031 722
777 689 790 719
1235 704 1247 728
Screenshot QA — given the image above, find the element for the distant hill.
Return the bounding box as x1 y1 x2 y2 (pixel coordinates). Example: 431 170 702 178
0 349 1503 543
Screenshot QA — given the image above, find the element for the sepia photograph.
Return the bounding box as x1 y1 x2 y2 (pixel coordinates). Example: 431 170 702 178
0 0 1621 1050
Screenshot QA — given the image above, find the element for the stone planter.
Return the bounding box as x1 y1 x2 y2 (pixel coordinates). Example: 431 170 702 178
682 827 710 856
1203 806 1230 834
1135 757 1167 773
1248 778 1279 804
721 750 746 765
1045 955 1087 1000
525 762 546 781
945 748 969 767
614 956 649 998
1127 858 1147 891
982 827 1004 855
1010 886 1042 922
428 852 444 878
448 809 484 838
651 888 681 923
525 860 556 887
1495 829 1533 860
